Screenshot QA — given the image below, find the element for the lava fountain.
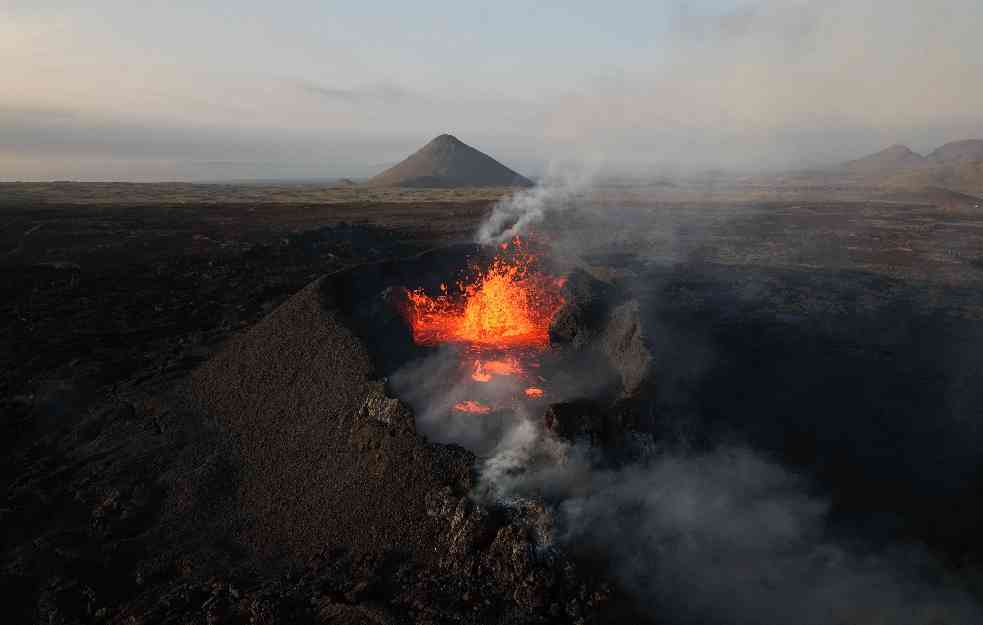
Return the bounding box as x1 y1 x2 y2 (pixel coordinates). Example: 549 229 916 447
406 237 564 349
403 237 564 413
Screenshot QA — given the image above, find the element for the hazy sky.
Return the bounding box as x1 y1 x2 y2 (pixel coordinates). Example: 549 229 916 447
2 0 982 180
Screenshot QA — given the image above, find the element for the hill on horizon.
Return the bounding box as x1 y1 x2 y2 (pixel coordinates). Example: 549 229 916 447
841 144 929 175
833 139 983 195
366 134 533 188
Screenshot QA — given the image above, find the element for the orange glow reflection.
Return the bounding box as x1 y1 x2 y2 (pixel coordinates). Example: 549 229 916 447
454 400 492 414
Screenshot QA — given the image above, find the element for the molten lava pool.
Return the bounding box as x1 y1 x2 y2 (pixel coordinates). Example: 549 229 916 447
470 357 522 382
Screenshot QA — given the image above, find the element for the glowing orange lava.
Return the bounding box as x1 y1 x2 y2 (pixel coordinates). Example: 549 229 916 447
470 358 522 382
406 238 564 350
454 400 492 414
471 363 493 383
406 238 564 415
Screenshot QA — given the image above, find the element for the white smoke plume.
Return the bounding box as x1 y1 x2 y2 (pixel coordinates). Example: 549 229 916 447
393 175 983 624
476 159 600 244
476 192 983 623
476 427 982 625
391 294 982 625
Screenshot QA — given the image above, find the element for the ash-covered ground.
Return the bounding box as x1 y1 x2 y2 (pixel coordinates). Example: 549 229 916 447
3 183 983 624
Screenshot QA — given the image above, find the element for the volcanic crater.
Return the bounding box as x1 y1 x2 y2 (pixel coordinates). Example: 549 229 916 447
7 185 983 624
188 237 656 623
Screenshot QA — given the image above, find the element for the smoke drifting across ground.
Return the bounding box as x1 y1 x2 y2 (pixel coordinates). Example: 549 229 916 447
493 437 981 625
393 180 983 623
394 345 982 624
390 345 530 456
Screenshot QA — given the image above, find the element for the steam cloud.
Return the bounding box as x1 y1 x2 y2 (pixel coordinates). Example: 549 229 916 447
390 177 983 624
477 161 598 244
391 339 982 624
390 346 530 456
555 446 979 625
471 420 980 624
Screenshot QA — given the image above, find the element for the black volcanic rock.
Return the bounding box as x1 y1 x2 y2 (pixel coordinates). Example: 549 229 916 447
191 275 476 563
367 134 533 188
549 269 654 400
543 398 643 447
543 399 605 443
599 300 653 398
548 269 616 348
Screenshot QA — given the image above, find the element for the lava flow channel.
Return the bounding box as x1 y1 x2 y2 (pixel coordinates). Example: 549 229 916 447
405 237 565 351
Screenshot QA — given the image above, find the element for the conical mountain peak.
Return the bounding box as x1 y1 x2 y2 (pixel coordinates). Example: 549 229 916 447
368 134 532 188
429 133 462 146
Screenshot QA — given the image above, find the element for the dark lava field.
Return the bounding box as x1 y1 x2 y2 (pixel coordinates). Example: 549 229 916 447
3 183 983 624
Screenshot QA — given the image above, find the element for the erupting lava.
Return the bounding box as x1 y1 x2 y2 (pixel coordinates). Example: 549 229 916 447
405 237 564 414
406 237 564 350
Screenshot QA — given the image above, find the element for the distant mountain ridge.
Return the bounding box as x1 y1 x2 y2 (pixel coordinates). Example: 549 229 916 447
925 139 983 165
367 134 533 188
835 139 983 194
841 144 928 175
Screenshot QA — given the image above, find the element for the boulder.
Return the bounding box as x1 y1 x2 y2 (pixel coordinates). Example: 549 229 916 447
549 269 655 400
356 382 415 434
549 269 615 348
543 397 647 448
543 399 605 443
599 300 654 398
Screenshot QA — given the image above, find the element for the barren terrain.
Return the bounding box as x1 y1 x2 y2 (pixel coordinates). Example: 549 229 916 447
3 182 983 624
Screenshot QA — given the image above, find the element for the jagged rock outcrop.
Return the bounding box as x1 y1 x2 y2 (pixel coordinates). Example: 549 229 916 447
549 269 655 400
548 269 615 348
424 485 604 619
357 381 416 433
600 300 653 398
543 398 643 447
